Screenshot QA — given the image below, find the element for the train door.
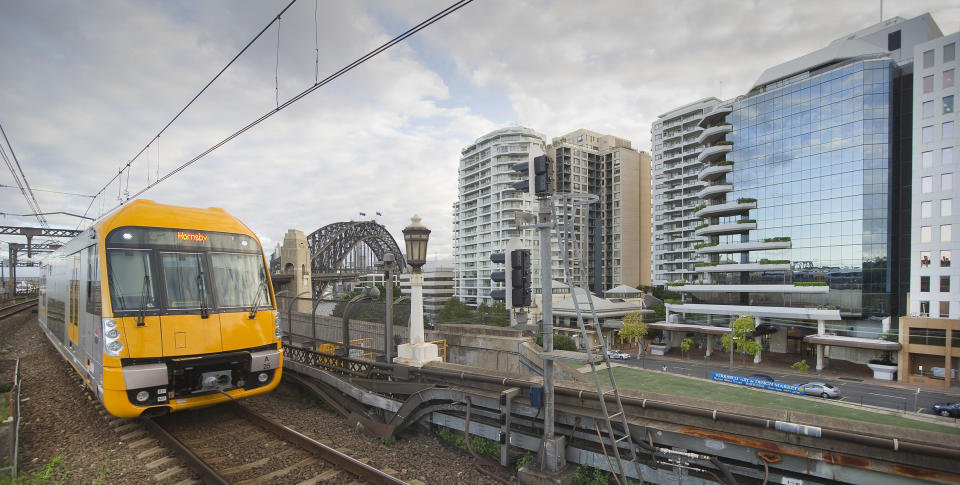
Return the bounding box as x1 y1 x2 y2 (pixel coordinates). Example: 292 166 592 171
83 245 104 390
68 253 81 349
157 252 222 356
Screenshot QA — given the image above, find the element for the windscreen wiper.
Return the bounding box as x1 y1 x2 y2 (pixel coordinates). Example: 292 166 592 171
197 272 209 319
137 274 149 327
248 279 266 319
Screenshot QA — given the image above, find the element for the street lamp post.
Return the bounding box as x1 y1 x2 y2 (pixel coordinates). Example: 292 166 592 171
394 215 441 367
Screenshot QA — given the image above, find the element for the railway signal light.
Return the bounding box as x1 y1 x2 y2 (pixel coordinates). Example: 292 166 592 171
511 154 554 197
490 237 532 309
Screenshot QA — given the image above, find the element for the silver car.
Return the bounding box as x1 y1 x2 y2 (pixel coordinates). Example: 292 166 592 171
802 382 841 398
606 350 630 360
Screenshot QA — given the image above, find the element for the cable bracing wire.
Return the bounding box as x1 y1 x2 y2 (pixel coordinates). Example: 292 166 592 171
95 0 475 218
78 0 299 225
0 122 47 226
0 184 94 198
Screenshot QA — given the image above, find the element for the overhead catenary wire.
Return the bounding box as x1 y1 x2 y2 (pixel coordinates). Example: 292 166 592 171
78 0 299 226
0 122 47 226
93 0 476 220
0 184 94 198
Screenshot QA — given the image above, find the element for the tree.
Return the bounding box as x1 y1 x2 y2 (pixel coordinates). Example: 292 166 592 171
721 315 760 364
618 311 649 347
436 297 475 324
680 337 694 359
487 301 510 327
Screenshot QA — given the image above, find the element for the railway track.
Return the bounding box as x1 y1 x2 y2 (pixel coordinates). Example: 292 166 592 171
0 298 37 320
141 402 408 485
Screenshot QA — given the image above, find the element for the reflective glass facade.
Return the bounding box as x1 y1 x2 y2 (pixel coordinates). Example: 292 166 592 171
714 59 894 318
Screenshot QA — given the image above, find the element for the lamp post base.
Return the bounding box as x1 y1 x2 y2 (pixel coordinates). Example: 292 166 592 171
393 342 442 367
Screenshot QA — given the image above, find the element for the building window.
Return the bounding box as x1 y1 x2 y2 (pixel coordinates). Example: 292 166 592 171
921 226 932 242
943 199 953 217
943 173 953 191
941 276 951 293
945 69 955 89
888 30 901 51
940 302 950 319
921 201 932 218
923 125 934 143
921 276 931 292
922 251 931 267
923 100 934 118
922 150 934 167
945 95 955 115
943 250 952 267
919 301 931 317
942 224 953 242
945 121 955 139
922 176 933 193
945 147 954 165
946 43 957 63
923 75 935 93
923 49 935 68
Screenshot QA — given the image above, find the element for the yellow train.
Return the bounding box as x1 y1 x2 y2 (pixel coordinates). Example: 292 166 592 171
38 200 282 417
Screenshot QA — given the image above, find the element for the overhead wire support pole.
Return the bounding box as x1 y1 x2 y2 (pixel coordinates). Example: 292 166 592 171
93 0 476 217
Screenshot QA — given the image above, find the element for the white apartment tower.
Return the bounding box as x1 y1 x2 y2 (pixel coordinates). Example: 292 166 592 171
912 33 959 318
651 98 722 286
453 127 545 307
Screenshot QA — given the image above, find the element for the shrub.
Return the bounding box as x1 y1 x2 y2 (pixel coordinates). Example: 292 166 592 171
717 160 734 166
693 242 718 250
694 262 717 267
757 259 790 265
794 281 827 286
694 223 709 231
737 197 756 203
537 334 578 351
738 219 756 224
666 281 686 287
792 360 809 373
663 298 682 305
763 236 791 242
693 203 706 212
715 141 733 146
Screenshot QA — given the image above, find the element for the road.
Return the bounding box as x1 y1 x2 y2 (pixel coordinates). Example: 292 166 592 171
614 354 960 417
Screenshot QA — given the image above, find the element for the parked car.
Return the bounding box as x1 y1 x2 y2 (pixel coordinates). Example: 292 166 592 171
749 374 775 382
606 350 630 360
932 402 960 417
801 382 842 398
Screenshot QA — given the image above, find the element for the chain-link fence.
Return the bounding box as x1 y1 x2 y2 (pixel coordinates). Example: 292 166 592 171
277 295 412 361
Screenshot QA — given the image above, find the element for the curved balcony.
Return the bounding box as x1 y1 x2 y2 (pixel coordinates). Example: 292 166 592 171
696 144 733 165
696 124 733 145
696 183 733 199
694 263 790 273
697 163 733 181
695 200 756 217
695 221 756 237
696 240 792 254
698 105 732 128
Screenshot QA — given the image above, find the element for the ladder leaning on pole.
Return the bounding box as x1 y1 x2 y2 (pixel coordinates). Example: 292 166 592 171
549 192 642 484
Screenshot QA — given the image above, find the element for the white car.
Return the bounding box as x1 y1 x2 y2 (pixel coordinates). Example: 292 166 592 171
606 350 630 360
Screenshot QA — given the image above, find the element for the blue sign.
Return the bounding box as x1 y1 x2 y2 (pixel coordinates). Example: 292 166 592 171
711 372 804 395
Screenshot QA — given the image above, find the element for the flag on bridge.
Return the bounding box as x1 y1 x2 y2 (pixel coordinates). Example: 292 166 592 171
376 212 382 216
359 212 366 216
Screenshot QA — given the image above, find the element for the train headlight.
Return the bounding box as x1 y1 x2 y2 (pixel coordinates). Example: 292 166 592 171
104 319 117 329
135 390 150 403
257 372 269 383
274 328 280 338
107 340 123 353
106 329 120 339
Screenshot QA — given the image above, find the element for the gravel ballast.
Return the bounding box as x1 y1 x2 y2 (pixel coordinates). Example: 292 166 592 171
2 309 506 484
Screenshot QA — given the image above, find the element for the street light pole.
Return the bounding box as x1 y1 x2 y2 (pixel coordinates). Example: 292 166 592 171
381 252 397 362
394 215 441 367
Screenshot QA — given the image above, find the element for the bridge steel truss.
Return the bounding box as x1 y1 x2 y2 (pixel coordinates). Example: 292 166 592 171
305 221 406 296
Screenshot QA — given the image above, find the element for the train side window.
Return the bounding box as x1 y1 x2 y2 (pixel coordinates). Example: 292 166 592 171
86 246 101 315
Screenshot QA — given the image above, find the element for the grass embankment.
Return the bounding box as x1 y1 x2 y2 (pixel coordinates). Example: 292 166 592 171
589 366 960 436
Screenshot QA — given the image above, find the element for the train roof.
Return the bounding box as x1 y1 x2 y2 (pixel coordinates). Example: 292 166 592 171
98 199 255 237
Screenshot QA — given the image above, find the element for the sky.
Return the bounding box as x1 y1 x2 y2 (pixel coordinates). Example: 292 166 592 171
2 0 959 275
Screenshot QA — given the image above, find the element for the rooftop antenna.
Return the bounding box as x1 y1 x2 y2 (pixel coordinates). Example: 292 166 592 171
879 0 882 22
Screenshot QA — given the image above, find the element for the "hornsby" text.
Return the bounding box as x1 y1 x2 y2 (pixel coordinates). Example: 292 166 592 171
177 232 208 243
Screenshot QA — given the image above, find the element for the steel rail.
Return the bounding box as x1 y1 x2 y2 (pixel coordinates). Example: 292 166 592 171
0 298 37 320
230 403 409 485
140 416 230 485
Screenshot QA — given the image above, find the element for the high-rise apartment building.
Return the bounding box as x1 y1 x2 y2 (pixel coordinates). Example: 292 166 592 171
911 33 959 319
549 129 652 290
656 14 955 373
452 127 547 307
651 98 721 286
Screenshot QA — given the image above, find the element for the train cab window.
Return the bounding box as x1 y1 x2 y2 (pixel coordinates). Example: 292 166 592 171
209 252 270 309
161 253 210 310
107 249 158 312
86 246 101 315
